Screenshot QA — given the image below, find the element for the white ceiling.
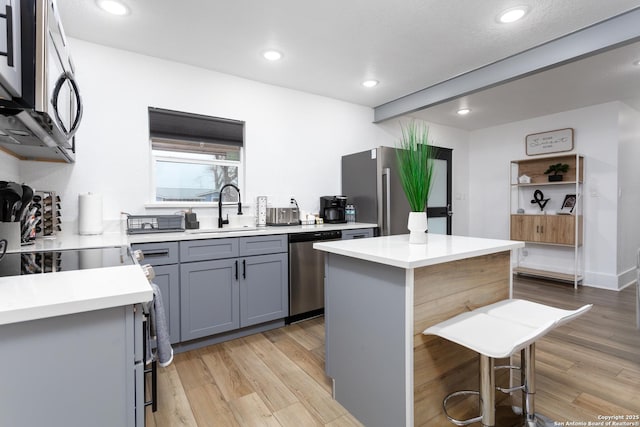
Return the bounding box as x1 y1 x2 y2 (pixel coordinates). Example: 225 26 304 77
57 0 640 129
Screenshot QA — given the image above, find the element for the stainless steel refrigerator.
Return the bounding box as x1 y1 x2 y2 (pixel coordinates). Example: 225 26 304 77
341 146 414 236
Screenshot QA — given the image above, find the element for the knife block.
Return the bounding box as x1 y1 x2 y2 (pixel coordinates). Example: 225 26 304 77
34 190 62 238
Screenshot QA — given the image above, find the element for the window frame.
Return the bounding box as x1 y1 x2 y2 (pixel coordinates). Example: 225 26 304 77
148 142 244 207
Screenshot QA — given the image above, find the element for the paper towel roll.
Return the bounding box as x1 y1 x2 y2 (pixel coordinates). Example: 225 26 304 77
78 193 103 235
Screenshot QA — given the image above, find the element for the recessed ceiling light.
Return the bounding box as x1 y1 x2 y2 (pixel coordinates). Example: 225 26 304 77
498 6 528 23
96 0 130 16
263 50 283 61
362 80 379 88
633 59 640 66
457 108 471 115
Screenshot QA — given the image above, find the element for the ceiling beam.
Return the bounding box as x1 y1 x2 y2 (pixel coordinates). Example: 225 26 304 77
373 7 640 123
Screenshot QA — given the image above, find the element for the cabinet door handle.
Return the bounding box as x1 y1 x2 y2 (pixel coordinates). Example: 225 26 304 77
540 225 544 233
536 225 539 233
235 260 238 281
242 259 246 279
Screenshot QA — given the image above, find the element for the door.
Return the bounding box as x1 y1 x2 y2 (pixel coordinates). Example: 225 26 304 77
240 253 288 327
180 259 239 341
151 264 180 344
427 147 453 235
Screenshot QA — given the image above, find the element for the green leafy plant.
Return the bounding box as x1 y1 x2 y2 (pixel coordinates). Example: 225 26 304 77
544 163 569 176
395 121 437 212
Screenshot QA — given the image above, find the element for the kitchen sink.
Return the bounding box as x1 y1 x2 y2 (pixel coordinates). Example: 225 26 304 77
185 226 258 234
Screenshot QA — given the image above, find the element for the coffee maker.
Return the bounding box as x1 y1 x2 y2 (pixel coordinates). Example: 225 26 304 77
320 196 347 223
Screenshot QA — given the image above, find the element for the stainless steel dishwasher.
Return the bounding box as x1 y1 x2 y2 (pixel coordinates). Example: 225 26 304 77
287 230 342 323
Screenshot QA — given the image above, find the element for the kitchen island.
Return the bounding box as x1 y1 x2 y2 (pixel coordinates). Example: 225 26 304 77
314 233 524 427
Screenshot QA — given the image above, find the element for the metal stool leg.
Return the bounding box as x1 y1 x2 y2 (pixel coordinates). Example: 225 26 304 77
480 355 496 427
523 344 536 427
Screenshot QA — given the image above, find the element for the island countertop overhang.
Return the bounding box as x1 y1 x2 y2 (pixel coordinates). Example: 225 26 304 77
313 234 524 269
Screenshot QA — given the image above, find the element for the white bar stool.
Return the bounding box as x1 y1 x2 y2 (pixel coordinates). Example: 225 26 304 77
423 299 592 427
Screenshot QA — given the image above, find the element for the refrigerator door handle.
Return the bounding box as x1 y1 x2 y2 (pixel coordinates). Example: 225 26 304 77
382 167 391 235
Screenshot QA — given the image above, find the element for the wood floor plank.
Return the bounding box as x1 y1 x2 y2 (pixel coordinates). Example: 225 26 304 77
222 337 299 412
199 345 253 402
273 401 323 427
228 392 282 427
150 363 198 427
185 383 239 427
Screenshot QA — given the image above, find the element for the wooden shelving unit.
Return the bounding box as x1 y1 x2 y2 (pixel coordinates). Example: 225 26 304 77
510 153 584 288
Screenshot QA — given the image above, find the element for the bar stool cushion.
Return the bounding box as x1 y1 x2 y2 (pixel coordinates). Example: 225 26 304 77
423 299 592 358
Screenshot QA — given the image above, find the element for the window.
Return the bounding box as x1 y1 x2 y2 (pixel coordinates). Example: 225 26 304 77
148 108 244 203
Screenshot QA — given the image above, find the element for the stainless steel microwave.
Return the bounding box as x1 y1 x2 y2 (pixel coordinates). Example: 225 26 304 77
0 0 82 162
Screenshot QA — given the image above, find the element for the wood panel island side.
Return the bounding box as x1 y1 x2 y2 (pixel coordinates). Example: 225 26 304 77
314 233 524 427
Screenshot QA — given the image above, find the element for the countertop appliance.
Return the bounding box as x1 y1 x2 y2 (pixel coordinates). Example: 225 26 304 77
266 207 299 226
320 196 347 224
287 229 342 323
342 147 415 236
0 0 83 162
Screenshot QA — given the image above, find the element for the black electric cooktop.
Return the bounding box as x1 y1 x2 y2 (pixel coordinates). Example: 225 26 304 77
0 246 134 277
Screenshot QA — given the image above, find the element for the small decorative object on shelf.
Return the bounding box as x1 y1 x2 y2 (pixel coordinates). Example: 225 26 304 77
530 189 550 211
544 163 569 182
518 174 531 184
558 194 576 214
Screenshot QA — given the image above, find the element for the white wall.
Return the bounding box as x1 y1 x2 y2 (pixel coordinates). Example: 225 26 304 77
0 150 20 182
15 39 392 226
4 39 471 234
617 103 640 288
468 102 632 290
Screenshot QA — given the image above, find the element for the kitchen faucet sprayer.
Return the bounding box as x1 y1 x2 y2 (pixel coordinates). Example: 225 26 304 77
218 184 242 228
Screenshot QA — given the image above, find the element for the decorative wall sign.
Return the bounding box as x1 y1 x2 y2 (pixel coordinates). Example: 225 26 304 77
525 128 574 156
558 194 576 214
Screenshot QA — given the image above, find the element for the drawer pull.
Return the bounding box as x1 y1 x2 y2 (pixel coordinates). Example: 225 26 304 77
143 250 170 258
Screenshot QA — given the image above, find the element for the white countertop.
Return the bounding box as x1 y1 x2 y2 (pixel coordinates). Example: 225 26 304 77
314 233 524 269
0 265 152 326
0 222 376 326
127 222 377 244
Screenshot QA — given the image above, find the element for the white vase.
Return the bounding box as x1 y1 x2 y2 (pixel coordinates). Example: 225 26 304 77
407 211 428 244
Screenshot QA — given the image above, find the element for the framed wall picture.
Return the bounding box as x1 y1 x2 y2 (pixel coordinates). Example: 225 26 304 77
558 194 576 214
525 128 574 156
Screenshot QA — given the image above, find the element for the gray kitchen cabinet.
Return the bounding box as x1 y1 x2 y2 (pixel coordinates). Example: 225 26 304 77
240 252 288 327
0 305 144 427
132 242 180 343
180 258 239 341
180 237 239 262
151 264 180 343
342 228 375 239
179 235 288 342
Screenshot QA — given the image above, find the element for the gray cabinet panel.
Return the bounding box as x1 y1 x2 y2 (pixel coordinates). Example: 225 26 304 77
180 238 239 262
132 241 179 265
180 259 239 340
342 228 374 240
151 264 180 344
240 253 288 327
239 234 287 256
0 306 141 427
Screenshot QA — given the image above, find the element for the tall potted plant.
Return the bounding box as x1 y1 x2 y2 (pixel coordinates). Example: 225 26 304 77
396 121 437 244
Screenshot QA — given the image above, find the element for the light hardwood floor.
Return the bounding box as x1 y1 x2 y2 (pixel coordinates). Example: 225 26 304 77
145 277 640 426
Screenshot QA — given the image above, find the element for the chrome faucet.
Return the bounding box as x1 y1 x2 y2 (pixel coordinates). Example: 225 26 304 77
218 184 242 228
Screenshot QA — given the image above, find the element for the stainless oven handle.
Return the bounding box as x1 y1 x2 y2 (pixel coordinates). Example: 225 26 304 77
52 71 84 138
0 5 15 66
